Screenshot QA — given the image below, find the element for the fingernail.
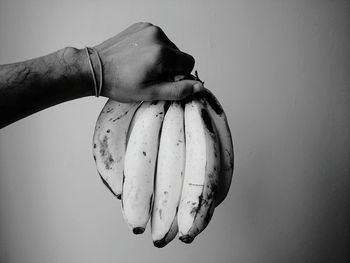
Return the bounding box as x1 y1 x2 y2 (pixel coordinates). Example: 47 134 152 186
173 75 186 82
193 82 204 93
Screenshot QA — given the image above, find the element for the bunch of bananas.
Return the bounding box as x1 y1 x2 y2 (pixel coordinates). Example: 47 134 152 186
92 85 234 248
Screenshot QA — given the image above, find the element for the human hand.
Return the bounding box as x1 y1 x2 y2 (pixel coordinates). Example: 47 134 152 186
93 22 204 102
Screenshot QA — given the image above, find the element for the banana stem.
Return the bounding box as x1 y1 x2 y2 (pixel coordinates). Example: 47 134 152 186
194 70 205 85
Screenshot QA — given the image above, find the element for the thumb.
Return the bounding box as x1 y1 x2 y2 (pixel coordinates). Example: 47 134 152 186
147 80 204 101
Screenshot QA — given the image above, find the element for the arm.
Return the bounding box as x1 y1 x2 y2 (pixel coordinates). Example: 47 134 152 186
0 47 91 128
0 22 203 128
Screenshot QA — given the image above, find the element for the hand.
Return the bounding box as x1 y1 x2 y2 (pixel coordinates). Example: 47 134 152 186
94 22 204 102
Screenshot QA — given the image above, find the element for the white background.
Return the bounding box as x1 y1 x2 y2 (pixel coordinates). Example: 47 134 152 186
0 0 349 262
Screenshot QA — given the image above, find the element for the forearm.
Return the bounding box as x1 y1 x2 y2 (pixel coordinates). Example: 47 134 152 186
0 47 92 128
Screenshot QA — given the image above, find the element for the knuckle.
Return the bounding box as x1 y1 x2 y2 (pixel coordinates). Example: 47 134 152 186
136 22 153 29
146 25 164 40
140 22 153 27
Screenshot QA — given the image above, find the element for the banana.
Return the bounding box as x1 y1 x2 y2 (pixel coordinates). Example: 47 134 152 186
122 101 169 234
178 97 220 244
151 101 185 248
199 89 234 206
92 99 141 199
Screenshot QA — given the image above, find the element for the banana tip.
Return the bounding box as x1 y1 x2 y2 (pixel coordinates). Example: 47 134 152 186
153 240 167 248
179 235 194 244
132 227 145 235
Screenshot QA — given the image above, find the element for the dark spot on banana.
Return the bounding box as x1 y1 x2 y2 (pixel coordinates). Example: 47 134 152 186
179 235 194 244
104 154 114 170
133 227 145 235
143 151 146 156
99 136 109 157
93 143 97 149
154 217 176 248
112 108 132 122
201 108 214 134
164 191 168 195
99 136 115 169
202 89 223 115
106 129 110 133
204 201 215 223
190 206 198 216
190 194 204 217
159 209 162 219
189 183 204 187
154 238 167 248
93 155 96 161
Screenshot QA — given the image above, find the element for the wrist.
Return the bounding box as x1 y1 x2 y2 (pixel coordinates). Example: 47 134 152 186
84 47 103 97
63 46 95 97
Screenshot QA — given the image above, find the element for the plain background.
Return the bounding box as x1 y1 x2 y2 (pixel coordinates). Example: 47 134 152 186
0 0 349 262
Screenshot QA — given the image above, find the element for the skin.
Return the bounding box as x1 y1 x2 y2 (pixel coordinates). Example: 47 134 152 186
0 22 204 128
